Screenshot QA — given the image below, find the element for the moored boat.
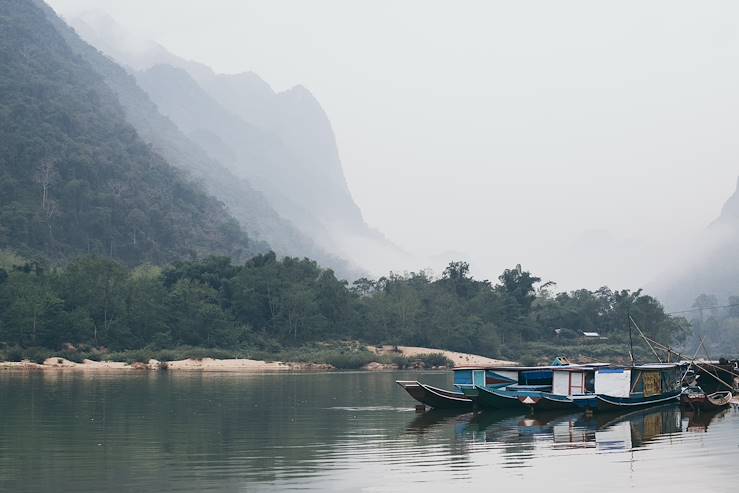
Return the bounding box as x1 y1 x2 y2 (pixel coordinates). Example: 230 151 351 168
588 363 684 412
396 380 474 410
466 364 571 410
680 386 733 411
396 364 517 410
474 385 535 409
520 365 607 411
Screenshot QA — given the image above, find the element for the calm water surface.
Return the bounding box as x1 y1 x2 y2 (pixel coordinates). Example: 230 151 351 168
0 370 737 492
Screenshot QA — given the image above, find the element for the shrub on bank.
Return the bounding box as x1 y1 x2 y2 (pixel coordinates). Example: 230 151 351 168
24 347 51 364
5 346 23 362
416 353 454 368
103 346 245 364
323 350 376 369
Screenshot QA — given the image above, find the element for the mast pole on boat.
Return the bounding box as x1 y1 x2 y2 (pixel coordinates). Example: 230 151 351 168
628 310 635 366
629 315 662 363
680 336 706 386
643 334 736 391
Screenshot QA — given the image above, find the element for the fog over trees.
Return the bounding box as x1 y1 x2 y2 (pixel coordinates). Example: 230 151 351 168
47 0 739 293
0 0 737 358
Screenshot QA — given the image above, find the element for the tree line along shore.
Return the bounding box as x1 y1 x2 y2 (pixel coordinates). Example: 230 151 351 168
0 251 690 368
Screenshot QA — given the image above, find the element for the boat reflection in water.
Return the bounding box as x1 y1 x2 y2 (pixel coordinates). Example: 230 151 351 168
405 404 723 457
684 407 732 433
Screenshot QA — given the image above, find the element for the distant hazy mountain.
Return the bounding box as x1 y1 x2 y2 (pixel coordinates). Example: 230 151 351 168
0 0 263 265
717 177 739 224
38 6 359 278
655 177 739 309
67 11 410 276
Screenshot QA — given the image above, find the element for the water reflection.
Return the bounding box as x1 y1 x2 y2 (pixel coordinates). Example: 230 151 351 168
0 371 737 493
412 405 688 450
401 402 733 474
684 408 731 433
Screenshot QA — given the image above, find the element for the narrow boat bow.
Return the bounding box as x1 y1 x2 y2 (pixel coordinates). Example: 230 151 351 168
396 380 474 410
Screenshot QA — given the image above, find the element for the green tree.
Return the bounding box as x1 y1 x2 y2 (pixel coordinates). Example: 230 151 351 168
57 257 128 347
1 271 62 347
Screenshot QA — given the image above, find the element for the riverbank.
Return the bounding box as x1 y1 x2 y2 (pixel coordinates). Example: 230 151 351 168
0 358 332 372
0 346 513 373
368 345 515 367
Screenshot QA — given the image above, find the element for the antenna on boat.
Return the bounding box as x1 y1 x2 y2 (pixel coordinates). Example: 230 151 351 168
629 315 662 363
628 310 635 366
640 333 738 390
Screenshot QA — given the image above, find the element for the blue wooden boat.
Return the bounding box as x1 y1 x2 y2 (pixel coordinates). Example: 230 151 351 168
397 364 534 411
509 364 685 413
517 365 607 411
578 364 684 412
396 380 473 410
474 384 552 410
462 365 567 410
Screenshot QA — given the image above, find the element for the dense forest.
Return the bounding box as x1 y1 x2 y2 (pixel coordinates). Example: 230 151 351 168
0 1 704 367
0 0 262 265
33 0 362 279
0 251 691 365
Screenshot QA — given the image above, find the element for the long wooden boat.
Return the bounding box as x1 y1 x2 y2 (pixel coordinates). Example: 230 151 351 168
459 365 565 408
396 380 473 410
510 364 686 413
473 385 531 410
586 364 684 412
520 365 607 412
396 364 525 411
680 386 733 411
473 364 608 412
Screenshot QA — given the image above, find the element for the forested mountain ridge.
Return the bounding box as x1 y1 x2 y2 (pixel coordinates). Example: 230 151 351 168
32 1 360 278
67 12 410 276
0 0 266 265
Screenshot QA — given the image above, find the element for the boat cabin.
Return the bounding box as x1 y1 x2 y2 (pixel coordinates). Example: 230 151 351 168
594 364 682 399
454 365 568 392
552 366 599 397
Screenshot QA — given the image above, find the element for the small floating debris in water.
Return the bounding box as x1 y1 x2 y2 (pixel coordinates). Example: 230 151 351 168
327 406 416 412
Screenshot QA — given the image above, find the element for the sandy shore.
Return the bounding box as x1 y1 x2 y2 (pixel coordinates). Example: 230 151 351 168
0 346 512 372
368 345 516 367
0 357 333 372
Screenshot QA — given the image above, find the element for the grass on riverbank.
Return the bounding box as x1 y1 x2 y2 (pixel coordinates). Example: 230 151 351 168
2 337 660 370
0 342 455 370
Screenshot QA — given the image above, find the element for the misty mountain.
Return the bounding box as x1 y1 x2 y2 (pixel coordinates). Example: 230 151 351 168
199 75 367 232
717 177 739 224
134 65 332 242
656 177 739 309
37 4 359 278
0 0 263 265
68 12 410 275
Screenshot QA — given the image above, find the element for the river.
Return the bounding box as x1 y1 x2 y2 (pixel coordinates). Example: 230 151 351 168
0 370 736 492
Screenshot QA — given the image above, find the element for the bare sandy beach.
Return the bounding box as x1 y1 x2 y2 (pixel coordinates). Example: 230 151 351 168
368 345 516 367
0 346 511 372
0 357 332 372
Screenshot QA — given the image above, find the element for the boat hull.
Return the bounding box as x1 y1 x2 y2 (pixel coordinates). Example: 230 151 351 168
593 390 681 412
396 381 473 410
474 386 527 410
680 389 733 411
522 393 582 411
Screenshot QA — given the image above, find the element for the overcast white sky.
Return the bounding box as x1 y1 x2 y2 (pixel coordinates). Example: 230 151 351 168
48 0 739 291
